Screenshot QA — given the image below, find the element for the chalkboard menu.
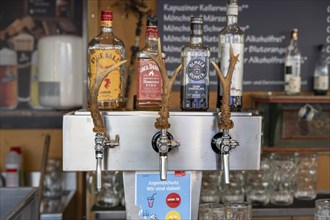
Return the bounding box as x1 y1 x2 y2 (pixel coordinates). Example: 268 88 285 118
158 0 330 91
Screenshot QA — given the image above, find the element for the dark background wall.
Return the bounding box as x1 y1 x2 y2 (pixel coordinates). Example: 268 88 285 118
158 0 330 92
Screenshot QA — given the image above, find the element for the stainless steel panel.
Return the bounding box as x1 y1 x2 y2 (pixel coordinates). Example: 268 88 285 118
63 110 261 171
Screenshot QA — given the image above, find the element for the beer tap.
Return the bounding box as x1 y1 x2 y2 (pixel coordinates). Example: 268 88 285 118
89 60 126 191
146 39 182 181
152 129 180 180
211 128 239 184
211 44 240 184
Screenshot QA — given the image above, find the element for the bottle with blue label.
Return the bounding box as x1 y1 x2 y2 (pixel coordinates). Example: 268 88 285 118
181 17 210 111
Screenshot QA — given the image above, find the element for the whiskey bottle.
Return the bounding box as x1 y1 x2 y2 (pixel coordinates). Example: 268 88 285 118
181 17 210 111
284 28 301 95
88 10 126 110
217 0 244 111
313 45 329 96
135 16 164 110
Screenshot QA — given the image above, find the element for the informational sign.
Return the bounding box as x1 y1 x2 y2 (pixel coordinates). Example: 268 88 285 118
135 172 191 220
28 0 71 18
158 0 330 91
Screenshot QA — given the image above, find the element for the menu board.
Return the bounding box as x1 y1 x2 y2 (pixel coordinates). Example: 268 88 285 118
158 0 330 91
28 0 71 18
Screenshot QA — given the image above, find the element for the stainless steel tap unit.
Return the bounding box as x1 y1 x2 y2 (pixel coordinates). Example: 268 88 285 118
63 110 262 219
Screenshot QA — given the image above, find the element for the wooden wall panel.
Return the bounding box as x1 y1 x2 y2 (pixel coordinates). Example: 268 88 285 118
0 129 62 172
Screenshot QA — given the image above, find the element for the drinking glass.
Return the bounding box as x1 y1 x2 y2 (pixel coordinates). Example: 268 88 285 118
270 153 296 206
220 171 245 203
199 203 225 220
95 171 121 208
245 154 272 205
314 199 330 220
43 158 62 199
200 171 221 203
224 201 252 220
294 152 318 200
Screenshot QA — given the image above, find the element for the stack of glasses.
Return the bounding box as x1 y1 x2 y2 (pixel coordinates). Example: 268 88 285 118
199 151 320 211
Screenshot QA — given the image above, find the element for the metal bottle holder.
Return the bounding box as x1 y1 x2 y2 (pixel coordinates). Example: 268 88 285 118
62 42 262 219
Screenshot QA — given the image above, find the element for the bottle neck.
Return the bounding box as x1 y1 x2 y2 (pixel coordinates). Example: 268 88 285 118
101 25 113 34
290 38 298 49
190 23 203 45
226 14 238 25
145 26 159 51
190 35 202 45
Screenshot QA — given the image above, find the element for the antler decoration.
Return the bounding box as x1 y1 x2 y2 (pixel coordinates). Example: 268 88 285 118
211 44 239 130
89 60 127 133
145 39 182 129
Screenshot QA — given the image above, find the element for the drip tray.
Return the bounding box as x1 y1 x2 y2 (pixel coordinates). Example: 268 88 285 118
92 205 125 220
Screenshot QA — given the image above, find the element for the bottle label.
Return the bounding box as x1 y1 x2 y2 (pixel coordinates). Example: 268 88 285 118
6 167 19 187
288 75 301 93
0 65 17 109
182 56 209 110
291 56 301 76
219 43 244 96
314 75 329 90
185 83 207 98
136 59 162 101
284 73 291 93
187 59 207 81
89 49 122 101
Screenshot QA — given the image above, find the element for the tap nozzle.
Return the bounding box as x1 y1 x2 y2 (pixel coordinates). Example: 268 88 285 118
152 129 180 181
94 133 120 191
94 133 106 191
211 129 239 184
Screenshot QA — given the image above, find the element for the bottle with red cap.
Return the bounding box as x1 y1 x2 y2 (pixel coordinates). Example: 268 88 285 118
5 146 22 187
135 15 165 110
88 10 127 110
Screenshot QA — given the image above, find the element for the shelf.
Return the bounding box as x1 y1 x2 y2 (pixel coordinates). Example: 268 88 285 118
0 109 73 129
251 94 330 147
251 94 330 104
262 147 330 154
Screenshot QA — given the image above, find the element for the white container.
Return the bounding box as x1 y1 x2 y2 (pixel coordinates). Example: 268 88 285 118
38 35 83 109
5 147 22 187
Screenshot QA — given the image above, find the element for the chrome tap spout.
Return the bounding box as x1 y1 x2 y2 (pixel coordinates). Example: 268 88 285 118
211 129 239 184
152 129 180 181
94 133 120 191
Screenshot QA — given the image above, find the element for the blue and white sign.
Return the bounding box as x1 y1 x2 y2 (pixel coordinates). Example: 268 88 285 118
135 171 191 220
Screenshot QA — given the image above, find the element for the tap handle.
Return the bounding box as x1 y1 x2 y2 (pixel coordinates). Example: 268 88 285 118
222 152 230 184
96 157 102 191
160 154 168 181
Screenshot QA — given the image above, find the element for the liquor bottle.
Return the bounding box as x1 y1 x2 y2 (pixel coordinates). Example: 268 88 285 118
88 10 126 110
217 0 244 112
313 45 329 95
181 17 210 111
135 16 164 110
284 28 301 96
